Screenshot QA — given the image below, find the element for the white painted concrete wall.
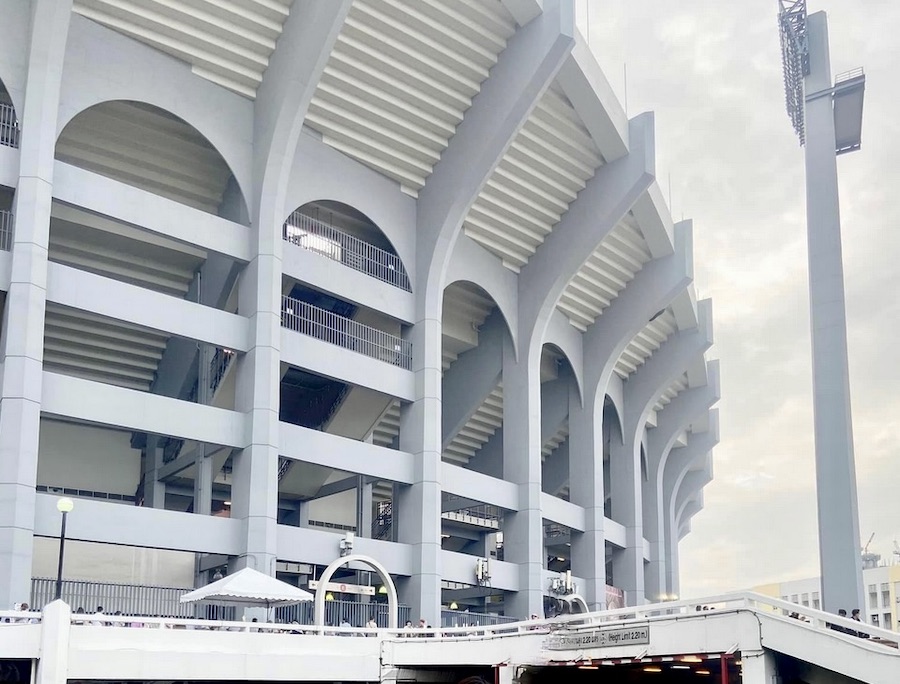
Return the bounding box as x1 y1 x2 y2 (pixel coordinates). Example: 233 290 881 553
32 538 194 587
37 420 139 496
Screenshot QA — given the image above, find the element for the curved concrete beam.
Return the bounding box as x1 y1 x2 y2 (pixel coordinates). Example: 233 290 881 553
521 113 658 355
419 1 576 316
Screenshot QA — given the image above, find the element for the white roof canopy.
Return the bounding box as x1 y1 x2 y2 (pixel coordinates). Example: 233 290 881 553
179 567 313 608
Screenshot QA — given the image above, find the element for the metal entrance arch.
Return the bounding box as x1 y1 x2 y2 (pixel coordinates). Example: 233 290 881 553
313 553 399 628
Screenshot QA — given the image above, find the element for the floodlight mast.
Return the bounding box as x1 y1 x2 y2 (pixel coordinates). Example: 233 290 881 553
778 1 866 615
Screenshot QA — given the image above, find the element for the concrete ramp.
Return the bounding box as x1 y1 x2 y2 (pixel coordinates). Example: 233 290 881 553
757 609 897 683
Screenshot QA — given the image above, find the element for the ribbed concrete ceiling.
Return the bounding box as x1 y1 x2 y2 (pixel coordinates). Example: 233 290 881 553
56 100 234 214
464 84 603 271
653 372 689 414
73 0 291 98
305 0 517 195
557 215 652 331
614 307 679 380
44 304 170 391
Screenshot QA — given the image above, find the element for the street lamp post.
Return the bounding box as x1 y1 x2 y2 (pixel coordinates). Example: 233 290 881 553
54 497 74 601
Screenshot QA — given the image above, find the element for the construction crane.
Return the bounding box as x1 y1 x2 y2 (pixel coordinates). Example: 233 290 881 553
861 533 880 569
863 532 875 554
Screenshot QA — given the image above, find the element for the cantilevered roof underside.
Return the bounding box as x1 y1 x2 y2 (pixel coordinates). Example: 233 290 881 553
305 0 517 194
73 0 293 98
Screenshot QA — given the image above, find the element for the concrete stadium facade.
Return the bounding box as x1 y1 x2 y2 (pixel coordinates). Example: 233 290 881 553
0 0 717 624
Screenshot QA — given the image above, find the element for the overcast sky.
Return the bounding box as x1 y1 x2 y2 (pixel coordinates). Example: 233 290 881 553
577 0 900 597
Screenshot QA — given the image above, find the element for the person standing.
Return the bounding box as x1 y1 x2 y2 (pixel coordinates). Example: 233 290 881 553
850 609 869 639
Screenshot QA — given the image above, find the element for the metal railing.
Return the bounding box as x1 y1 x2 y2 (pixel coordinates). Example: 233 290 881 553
209 347 235 395
441 504 502 528
440 609 517 628
281 295 412 370
283 211 411 292
276 599 410 628
835 66 865 84
0 102 19 148
0 209 13 251
31 578 410 628
372 500 393 541
161 437 185 464
31 578 195 616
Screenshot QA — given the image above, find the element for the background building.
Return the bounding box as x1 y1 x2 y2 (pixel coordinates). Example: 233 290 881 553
754 554 900 630
0 0 717 624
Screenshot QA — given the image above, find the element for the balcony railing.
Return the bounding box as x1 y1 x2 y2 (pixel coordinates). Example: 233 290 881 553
209 347 235 395
281 295 412 370
283 211 411 292
0 102 19 148
0 209 13 251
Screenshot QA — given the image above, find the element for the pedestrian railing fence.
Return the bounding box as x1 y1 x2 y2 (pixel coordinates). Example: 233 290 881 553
281 295 412 369
283 211 410 291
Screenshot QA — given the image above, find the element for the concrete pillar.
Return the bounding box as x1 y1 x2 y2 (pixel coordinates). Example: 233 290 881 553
0 0 73 610
609 424 644 606
643 368 719 599
613 301 713 605
803 11 865 614
662 413 718 595
568 389 606 610
502 338 544 619
356 477 373 539
141 441 166 508
565 224 693 609
740 650 777 684
232 255 281 575
36 600 71 684
193 345 213 516
397 311 442 624
408 1 575 623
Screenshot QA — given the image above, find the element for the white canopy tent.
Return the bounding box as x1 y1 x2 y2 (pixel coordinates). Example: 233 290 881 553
180 567 313 609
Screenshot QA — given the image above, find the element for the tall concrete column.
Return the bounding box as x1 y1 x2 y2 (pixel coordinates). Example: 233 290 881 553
141 439 166 508
193 345 213 516
502 338 544 619
662 413 718 595
612 302 713 605
803 10 864 614
643 367 718 599
408 1 575 622
237 0 352 578
232 256 280 576
0 0 73 609
568 388 606 610
608 423 644 605
356 477 373 539
397 313 442 624
568 222 693 608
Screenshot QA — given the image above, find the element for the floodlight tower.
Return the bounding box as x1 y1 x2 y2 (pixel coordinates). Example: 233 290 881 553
778 0 866 614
